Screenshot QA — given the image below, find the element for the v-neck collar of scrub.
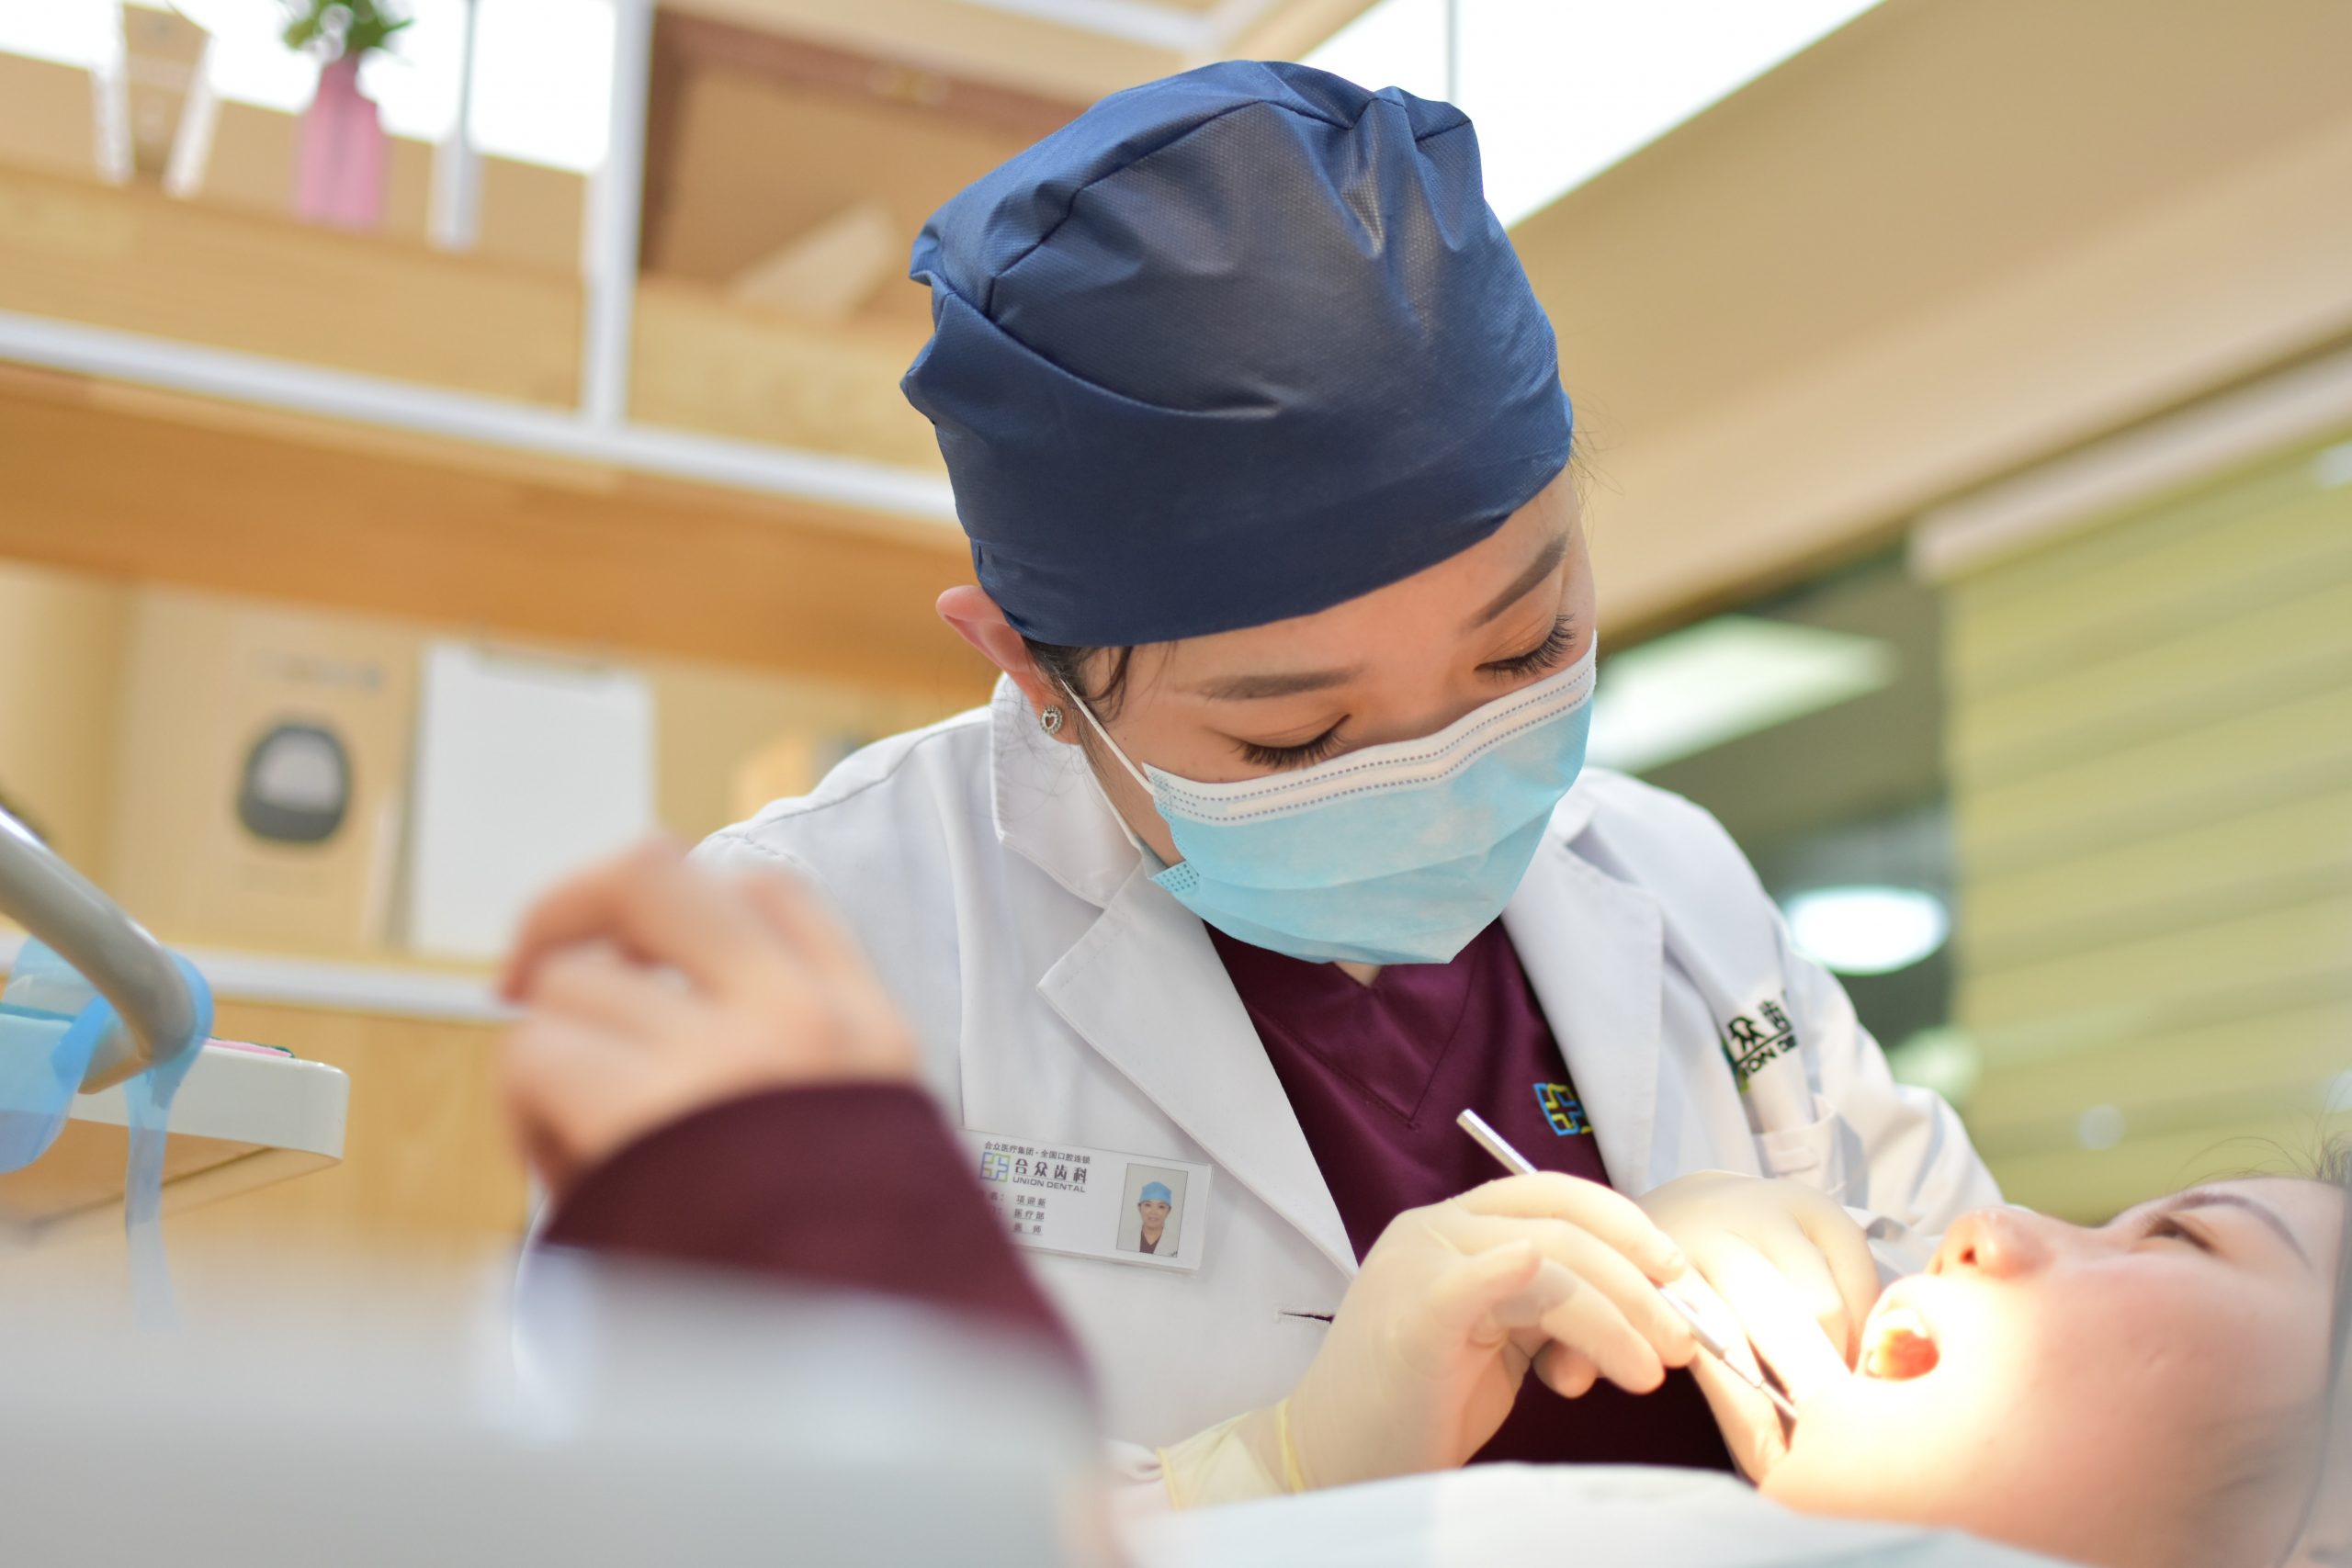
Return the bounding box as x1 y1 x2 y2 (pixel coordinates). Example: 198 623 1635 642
1209 923 1504 1128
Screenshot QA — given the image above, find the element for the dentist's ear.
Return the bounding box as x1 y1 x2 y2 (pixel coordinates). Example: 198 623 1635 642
937 587 1077 743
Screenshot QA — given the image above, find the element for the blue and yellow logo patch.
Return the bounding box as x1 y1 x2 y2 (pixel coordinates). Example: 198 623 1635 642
1533 1082 1590 1136
980 1151 1012 1181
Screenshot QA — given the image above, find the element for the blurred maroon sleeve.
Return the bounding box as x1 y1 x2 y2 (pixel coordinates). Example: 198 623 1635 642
541 1082 1081 1371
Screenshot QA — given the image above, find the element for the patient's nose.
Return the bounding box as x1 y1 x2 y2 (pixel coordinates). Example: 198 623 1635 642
1929 1209 2053 1280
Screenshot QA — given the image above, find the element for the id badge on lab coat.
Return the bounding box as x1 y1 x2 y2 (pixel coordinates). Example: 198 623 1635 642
956 1127 1212 1272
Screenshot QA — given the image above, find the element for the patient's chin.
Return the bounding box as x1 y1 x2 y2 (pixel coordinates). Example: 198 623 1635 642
1763 1371 2053 1537
1757 1378 1939 1515
1767 1396 2224 1568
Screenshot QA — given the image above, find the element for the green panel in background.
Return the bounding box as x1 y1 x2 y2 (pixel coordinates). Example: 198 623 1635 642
1942 426 2352 1221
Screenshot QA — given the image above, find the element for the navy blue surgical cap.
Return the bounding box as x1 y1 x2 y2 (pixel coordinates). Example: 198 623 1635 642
903 59 1572 648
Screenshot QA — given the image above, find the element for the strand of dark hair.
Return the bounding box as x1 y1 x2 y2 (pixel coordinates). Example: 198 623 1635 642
1023 639 1140 719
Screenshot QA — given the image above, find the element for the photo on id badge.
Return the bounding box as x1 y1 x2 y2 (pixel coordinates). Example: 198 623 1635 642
1117 1164 1188 1258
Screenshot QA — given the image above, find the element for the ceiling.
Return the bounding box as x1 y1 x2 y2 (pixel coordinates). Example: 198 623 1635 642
641 10 1063 334
667 0 1376 101
1511 0 2352 467
633 0 2352 644
638 0 1376 333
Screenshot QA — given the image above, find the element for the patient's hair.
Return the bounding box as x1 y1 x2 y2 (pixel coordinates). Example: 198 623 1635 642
2178 1136 2352 1568
2292 1136 2352 1564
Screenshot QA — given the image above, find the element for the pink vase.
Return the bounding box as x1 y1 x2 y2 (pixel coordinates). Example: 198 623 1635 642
294 54 386 231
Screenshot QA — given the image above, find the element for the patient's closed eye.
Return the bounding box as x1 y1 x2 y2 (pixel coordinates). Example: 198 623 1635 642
2140 1214 2213 1252
2134 1190 2312 1264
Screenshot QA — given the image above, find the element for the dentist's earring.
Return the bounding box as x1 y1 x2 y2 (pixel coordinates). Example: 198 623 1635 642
1039 705 1066 737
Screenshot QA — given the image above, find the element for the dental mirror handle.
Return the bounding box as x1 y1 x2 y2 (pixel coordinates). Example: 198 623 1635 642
1657 1277 1802 1420
1456 1108 1539 1177
1453 1108 1800 1422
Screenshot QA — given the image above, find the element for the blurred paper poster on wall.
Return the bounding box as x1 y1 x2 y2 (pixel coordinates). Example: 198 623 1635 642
107 591 415 954
404 642 655 961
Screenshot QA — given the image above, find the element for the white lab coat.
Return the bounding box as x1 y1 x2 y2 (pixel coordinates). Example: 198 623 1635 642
698 679 1999 1451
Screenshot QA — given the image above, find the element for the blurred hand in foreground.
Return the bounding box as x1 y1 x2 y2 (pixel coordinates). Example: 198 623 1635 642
498 839 918 1198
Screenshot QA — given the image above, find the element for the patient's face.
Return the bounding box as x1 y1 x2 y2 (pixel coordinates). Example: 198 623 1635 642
1761 1178 2342 1568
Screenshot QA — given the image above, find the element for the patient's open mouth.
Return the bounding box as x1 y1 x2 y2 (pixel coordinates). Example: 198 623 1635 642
1860 1304 1940 1381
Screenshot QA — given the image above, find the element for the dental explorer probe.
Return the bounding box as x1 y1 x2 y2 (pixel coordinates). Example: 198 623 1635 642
1453 1108 1802 1422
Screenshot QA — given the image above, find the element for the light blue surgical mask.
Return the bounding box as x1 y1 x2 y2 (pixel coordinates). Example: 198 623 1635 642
1067 646 1597 965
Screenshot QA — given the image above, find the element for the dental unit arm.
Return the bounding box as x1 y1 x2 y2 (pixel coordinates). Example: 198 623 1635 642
0 805 204 1092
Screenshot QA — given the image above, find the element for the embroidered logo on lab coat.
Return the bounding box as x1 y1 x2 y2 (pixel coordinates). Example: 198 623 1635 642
1532 1082 1590 1136
1721 998 1798 1091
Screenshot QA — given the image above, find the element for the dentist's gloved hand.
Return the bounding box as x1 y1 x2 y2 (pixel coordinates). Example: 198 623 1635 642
1157 1173 1698 1506
1637 1170 1879 1478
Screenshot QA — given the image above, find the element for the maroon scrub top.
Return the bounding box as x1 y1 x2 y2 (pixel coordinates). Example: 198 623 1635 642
1208 920 1734 1472
545 1083 1080 1368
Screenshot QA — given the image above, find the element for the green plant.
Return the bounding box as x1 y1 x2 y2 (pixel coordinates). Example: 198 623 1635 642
280 1 413 63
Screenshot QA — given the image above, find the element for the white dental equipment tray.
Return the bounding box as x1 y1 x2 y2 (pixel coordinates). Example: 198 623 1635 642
0 1042 349 1245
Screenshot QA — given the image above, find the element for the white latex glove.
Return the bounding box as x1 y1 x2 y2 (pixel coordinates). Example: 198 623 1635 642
1637 1171 1880 1479
1157 1172 1697 1505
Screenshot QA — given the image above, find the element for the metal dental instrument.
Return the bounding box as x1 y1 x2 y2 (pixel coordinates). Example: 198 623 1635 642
1455 1108 1802 1422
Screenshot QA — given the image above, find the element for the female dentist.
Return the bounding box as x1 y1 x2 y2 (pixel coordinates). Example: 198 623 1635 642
693 61 1999 1495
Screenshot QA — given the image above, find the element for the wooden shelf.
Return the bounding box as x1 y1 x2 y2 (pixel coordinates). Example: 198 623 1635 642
0 358 984 694
0 163 582 407
632 278 941 472
0 158 992 693
0 161 948 478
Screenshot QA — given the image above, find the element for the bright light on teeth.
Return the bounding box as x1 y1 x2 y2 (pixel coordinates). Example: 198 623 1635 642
1862 1307 1939 1381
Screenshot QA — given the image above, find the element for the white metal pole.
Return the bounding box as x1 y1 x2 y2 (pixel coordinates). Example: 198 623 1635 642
581 0 653 429
1444 0 1462 105
91 0 133 185
163 41 220 198
428 0 483 252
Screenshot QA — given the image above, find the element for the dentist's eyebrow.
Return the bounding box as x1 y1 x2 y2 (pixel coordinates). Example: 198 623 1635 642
2163 1190 2312 1266
1187 526 1572 701
1187 665 1363 701
1464 529 1570 630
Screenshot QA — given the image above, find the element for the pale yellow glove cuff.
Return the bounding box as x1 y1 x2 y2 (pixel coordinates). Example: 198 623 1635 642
1153 1399 1309 1508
